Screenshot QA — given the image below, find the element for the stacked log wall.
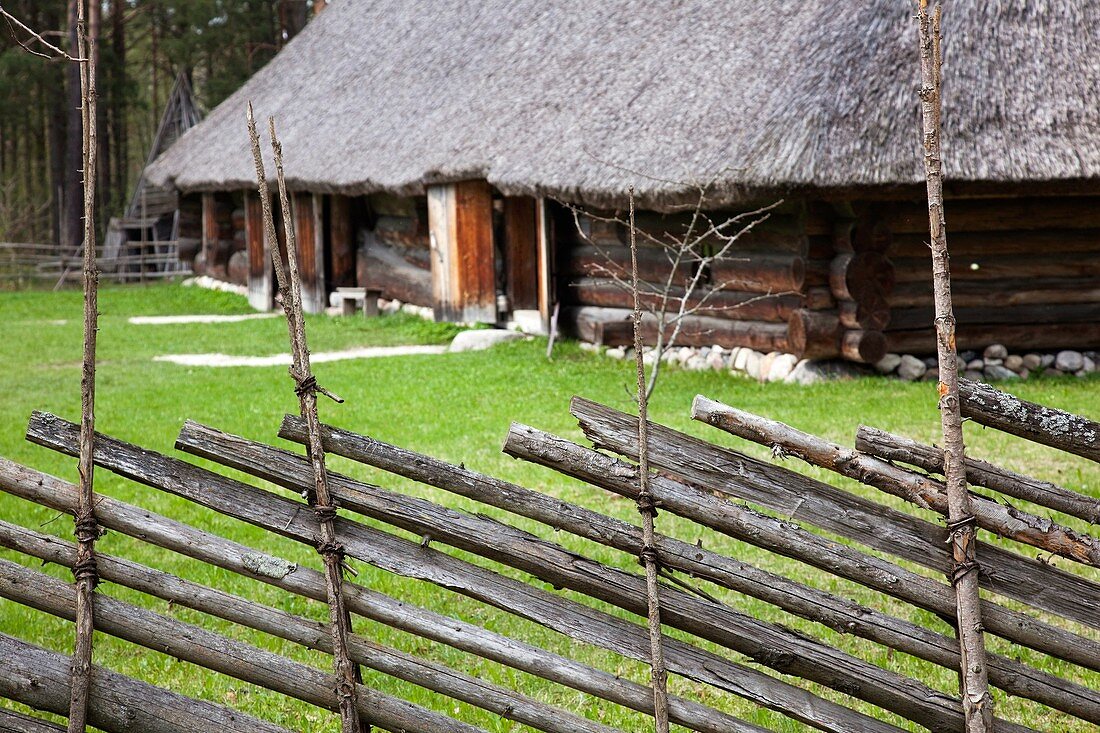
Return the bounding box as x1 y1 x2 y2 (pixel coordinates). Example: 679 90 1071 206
558 201 888 362
558 202 813 353
881 195 1100 354
356 193 434 307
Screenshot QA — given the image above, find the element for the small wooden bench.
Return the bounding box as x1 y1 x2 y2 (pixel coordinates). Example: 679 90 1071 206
333 287 382 317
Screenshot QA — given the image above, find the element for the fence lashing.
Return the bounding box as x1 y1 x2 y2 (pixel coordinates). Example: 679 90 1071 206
246 106 362 733
0 519 620 733
0 557 484 733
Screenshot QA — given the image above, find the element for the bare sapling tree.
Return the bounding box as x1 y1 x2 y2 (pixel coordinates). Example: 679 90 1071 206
247 105 366 733
917 3 993 731
569 183 783 397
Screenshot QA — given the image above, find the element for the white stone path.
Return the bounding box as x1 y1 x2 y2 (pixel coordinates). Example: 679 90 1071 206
154 344 448 368
129 313 281 325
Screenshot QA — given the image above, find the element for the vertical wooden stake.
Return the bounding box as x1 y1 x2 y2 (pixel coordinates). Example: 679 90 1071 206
917 4 993 731
246 105 365 733
628 188 670 733
69 1 100 731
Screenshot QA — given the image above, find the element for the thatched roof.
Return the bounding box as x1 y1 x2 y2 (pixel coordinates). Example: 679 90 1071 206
147 1 1100 210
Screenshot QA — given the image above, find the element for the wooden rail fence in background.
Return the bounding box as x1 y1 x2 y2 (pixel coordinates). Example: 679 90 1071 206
0 378 1096 731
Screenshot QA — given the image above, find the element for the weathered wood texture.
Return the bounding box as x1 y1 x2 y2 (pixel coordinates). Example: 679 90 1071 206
570 398 1100 634
22 417 905 733
504 418 1100 670
201 191 218 265
0 558 485 733
692 396 1100 567
174 422 966 732
499 423 1100 723
0 708 64 733
855 426 1100 525
0 521 618 733
564 278 802 322
882 198 1100 354
245 190 273 310
503 197 538 311
787 309 887 363
561 306 789 351
0 632 291 733
886 321 1100 355
886 196 1100 234
0 458 749 733
357 241 433 306
959 379 1100 463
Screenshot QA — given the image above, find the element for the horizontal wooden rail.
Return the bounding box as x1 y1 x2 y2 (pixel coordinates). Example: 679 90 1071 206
0 632 291 733
0 707 66 733
855 425 1100 525
570 397 1100 630
959 379 1100 463
692 396 1100 567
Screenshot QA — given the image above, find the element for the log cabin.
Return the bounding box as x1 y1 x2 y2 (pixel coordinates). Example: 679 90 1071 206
146 0 1100 363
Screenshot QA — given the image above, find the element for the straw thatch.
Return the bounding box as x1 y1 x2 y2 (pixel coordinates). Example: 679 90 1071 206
147 0 1100 210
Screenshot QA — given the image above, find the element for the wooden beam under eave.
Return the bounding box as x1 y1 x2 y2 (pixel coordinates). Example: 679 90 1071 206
244 190 274 311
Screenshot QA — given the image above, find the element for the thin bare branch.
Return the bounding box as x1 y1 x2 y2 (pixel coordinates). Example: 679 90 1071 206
0 6 85 61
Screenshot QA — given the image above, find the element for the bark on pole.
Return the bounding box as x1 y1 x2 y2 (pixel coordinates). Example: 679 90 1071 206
246 106 363 733
627 188 670 733
69 0 100 729
917 4 993 730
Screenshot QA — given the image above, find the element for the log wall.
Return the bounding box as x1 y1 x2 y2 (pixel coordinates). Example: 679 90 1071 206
880 195 1100 354
356 193 433 307
557 201 888 362
558 193 1100 361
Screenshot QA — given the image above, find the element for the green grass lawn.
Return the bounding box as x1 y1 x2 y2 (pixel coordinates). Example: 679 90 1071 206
0 282 1096 732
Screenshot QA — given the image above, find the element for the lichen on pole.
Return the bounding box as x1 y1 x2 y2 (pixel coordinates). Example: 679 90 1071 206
68 0 101 730
916 3 993 730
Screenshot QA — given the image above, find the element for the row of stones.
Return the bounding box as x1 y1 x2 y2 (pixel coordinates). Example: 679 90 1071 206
875 345 1099 382
581 343 860 384
583 341 1098 385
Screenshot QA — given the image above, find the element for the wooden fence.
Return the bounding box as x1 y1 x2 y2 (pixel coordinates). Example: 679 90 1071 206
0 241 190 284
0 378 1096 731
